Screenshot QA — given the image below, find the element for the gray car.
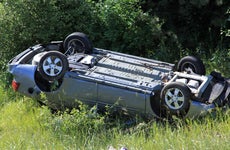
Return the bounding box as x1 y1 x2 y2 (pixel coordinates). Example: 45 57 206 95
8 32 230 118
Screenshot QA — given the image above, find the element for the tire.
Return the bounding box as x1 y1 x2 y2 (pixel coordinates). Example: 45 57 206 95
177 56 206 75
38 51 69 81
160 82 191 118
64 32 93 54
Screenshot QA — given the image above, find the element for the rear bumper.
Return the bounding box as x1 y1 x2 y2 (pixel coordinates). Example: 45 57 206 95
9 64 41 97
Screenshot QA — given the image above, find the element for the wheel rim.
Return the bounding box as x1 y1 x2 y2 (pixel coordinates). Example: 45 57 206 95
42 56 63 77
68 39 85 53
165 88 185 110
181 62 196 73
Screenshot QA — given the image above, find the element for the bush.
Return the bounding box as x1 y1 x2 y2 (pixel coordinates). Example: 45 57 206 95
49 104 105 137
0 0 176 59
206 48 230 76
0 0 96 85
92 0 161 55
0 0 229 84
0 0 95 53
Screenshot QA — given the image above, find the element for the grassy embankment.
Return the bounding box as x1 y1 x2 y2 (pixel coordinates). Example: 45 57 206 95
0 84 230 150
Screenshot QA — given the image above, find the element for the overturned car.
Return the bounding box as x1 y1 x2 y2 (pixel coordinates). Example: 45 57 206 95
8 32 230 118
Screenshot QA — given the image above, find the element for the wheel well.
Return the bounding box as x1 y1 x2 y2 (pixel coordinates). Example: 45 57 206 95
34 70 63 92
150 91 162 117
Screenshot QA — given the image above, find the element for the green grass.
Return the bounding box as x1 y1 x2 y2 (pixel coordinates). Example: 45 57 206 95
0 85 230 150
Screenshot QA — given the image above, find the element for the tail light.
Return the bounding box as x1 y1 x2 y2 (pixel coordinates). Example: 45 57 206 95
12 80 20 91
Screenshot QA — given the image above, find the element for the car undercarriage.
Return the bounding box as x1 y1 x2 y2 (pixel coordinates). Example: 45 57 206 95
8 32 230 119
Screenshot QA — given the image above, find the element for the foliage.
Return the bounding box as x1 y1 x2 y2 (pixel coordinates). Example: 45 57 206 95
141 0 230 75
48 103 105 137
91 0 165 57
0 89 230 149
0 0 94 52
0 0 180 60
142 0 230 53
0 0 95 85
206 48 230 76
0 0 229 82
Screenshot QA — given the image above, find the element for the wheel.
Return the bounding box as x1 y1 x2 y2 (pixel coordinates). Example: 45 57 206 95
64 32 93 54
37 51 68 81
177 56 206 75
160 82 191 118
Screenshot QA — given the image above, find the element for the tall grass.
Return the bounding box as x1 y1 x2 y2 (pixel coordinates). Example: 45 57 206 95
0 85 230 150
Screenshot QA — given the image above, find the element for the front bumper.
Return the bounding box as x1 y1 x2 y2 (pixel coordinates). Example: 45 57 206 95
187 101 216 117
